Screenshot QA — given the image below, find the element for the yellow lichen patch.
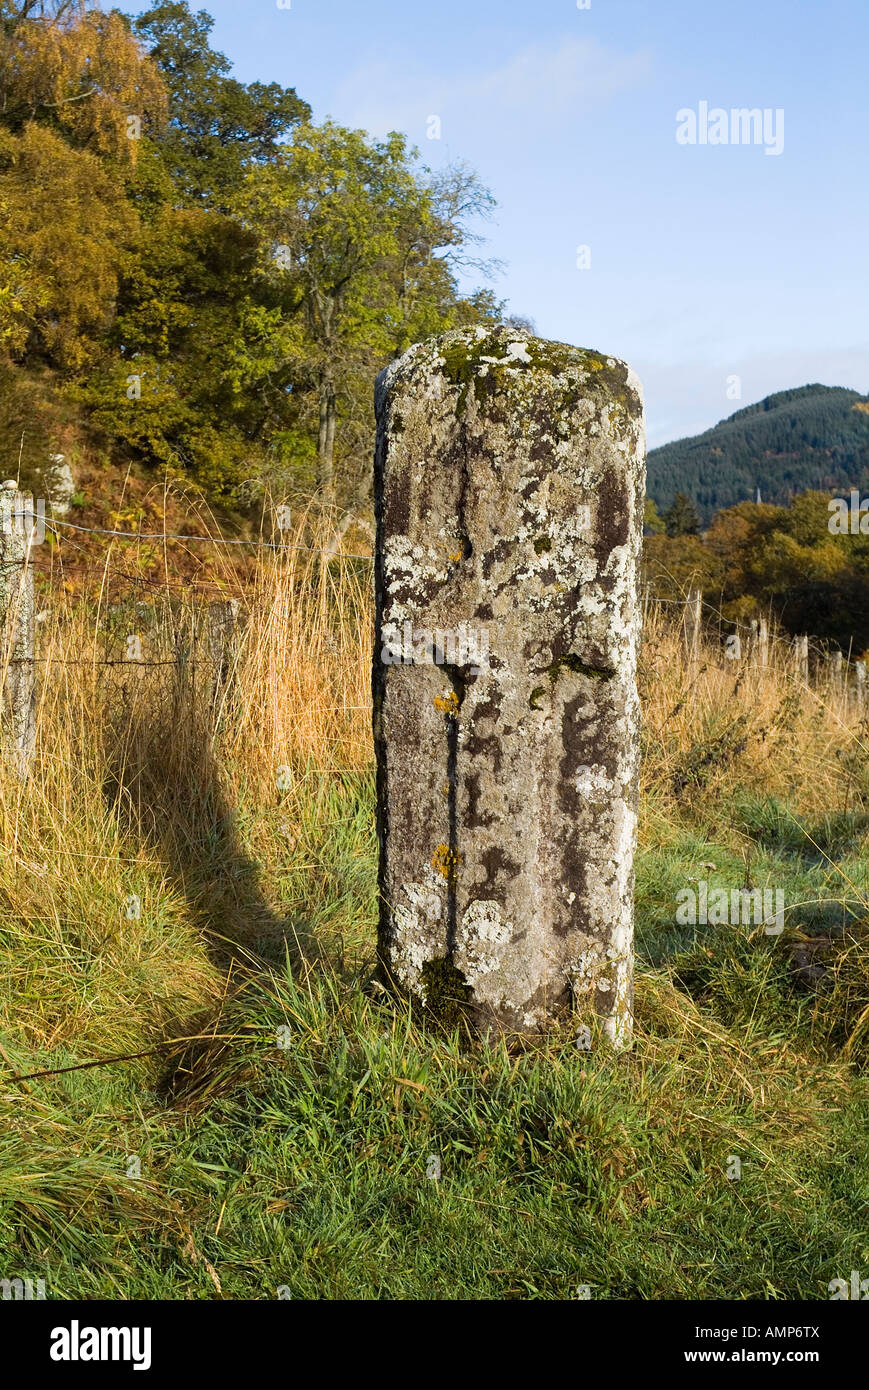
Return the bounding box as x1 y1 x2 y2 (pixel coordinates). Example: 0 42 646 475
434 691 459 715
432 844 461 882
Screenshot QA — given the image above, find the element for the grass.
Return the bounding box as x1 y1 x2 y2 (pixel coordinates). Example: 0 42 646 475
1 529 868 1300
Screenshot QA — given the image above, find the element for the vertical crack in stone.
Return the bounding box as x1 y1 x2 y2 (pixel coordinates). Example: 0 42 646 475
441 663 466 957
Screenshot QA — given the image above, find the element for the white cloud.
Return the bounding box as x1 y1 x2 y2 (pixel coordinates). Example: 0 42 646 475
331 37 651 142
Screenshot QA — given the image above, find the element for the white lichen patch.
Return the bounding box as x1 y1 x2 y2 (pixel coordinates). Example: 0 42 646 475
568 941 607 997
575 764 612 799
453 899 540 1018
387 873 447 990
505 341 531 363
455 898 513 975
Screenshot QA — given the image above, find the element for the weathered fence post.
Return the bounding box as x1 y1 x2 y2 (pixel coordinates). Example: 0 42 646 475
0 481 35 778
830 649 843 695
856 660 867 715
794 633 809 683
208 598 241 708
682 587 702 662
751 617 769 670
373 327 645 1045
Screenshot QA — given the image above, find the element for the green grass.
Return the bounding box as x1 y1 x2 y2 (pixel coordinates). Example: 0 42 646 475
2 769 868 1300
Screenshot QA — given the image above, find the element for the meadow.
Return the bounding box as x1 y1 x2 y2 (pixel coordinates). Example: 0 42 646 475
1 519 867 1301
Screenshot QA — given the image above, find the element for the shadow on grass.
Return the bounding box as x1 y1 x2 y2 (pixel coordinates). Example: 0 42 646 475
101 667 312 1102
731 794 869 861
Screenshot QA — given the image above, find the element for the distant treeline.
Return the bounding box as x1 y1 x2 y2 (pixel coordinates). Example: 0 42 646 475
644 490 869 655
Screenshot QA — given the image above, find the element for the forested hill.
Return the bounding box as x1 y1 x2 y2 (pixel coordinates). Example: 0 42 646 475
647 385 869 523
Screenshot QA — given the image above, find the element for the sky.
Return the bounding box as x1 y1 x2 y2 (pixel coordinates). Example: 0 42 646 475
136 0 869 448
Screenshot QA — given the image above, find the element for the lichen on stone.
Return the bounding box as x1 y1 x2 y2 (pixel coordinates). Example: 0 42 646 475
374 325 644 1044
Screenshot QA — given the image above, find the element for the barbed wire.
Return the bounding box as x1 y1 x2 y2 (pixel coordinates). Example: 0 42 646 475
9 515 865 669
642 587 846 650
34 522 843 648
39 560 246 598
48 515 375 560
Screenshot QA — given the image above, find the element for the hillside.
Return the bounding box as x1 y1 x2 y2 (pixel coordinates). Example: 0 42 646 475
648 384 869 522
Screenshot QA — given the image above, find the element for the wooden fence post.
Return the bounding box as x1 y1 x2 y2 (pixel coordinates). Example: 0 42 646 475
208 598 241 709
683 587 702 663
0 481 36 778
751 617 769 670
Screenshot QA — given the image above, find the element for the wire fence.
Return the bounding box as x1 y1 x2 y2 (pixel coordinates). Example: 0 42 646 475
2 494 867 785
47 513 376 561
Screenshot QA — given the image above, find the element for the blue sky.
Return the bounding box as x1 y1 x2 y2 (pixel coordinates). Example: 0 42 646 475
138 0 869 447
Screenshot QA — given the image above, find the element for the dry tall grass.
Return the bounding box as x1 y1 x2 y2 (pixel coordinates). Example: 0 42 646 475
0 511 372 1068
639 600 869 823
1 519 867 1070
1 534 868 1301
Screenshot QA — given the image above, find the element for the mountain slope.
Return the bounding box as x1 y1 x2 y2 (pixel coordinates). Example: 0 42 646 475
648 384 869 522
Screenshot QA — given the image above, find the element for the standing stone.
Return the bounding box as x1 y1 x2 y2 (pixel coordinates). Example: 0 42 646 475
0 481 36 778
372 327 645 1045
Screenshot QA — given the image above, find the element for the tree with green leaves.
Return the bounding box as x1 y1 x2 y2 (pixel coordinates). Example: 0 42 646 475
133 2 309 206
0 0 162 369
664 491 702 538
1 0 166 156
236 122 501 512
0 0 505 519
643 496 665 535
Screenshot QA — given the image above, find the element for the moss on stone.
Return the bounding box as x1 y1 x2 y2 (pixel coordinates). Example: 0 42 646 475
440 341 478 415
434 329 640 433
420 955 473 1031
439 331 530 417
548 654 616 683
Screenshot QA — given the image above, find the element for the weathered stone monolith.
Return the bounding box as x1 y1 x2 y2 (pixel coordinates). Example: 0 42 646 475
372 327 645 1046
